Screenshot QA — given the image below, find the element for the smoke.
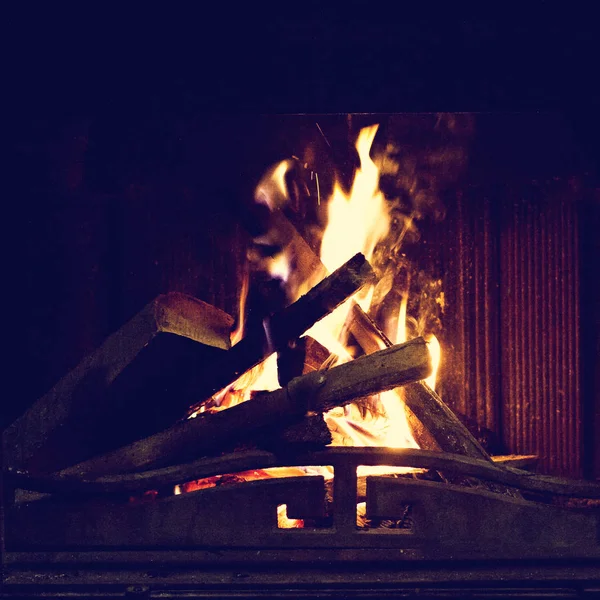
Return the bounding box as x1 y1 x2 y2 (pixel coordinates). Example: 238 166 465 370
371 113 475 272
366 114 474 351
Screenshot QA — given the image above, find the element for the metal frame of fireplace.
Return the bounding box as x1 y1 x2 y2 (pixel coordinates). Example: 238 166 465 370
3 447 600 598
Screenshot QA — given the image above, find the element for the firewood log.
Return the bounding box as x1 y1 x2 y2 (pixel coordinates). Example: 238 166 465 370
181 252 375 407
277 336 331 386
343 302 392 354
246 211 498 462
8 448 599 499
3 293 234 474
402 382 491 459
58 338 430 478
261 414 332 450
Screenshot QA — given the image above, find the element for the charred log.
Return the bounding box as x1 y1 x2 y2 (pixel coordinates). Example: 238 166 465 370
277 336 332 387
57 338 430 477
183 252 376 406
343 302 392 354
7 448 599 499
402 382 491 459
2 293 234 474
402 382 522 497
260 414 332 451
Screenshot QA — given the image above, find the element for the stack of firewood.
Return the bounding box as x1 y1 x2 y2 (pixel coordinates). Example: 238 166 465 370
2 253 439 483
4 198 511 490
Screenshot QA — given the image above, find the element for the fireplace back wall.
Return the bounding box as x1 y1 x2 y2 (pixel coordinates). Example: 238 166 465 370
10 112 600 479
442 178 585 476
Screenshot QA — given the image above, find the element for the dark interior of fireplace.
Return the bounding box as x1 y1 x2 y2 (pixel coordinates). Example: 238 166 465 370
4 20 600 600
5 109 600 598
8 112 600 475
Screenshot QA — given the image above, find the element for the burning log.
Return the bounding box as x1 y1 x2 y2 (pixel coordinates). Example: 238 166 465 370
303 338 430 413
277 336 331 387
401 382 522 497
8 448 600 499
3 293 234 474
262 414 332 450
182 252 375 405
344 301 392 354
247 208 393 357
245 209 498 464
58 338 430 478
402 382 490 458
343 302 494 461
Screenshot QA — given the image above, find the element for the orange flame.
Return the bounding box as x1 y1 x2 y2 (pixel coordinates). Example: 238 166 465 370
176 120 455 515
396 295 408 344
304 125 389 351
309 124 420 466
191 123 444 473
231 266 250 346
320 125 390 271
425 334 441 392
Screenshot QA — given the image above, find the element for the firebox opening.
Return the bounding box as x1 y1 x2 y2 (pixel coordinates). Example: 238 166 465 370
277 504 303 529
4 114 600 591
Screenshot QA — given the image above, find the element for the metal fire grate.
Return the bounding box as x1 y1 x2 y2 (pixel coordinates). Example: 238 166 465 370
3 448 600 598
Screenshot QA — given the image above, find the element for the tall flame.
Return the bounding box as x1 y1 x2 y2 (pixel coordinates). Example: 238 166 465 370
197 124 442 459
309 125 419 458
320 125 390 271
231 266 250 346
182 121 449 500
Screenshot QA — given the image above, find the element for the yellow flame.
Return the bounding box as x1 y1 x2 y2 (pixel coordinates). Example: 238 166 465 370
254 160 293 211
396 295 408 344
320 125 390 271
230 267 250 346
206 124 425 458
213 353 281 410
303 300 355 361
312 125 420 467
277 504 304 529
248 353 281 393
355 284 375 313
324 390 419 476
179 121 454 502
424 334 441 392
305 125 390 354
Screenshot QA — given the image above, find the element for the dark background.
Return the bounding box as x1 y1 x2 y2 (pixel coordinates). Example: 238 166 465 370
5 18 600 475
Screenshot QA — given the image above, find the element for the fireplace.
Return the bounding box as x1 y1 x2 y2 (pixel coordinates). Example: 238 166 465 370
3 113 600 598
